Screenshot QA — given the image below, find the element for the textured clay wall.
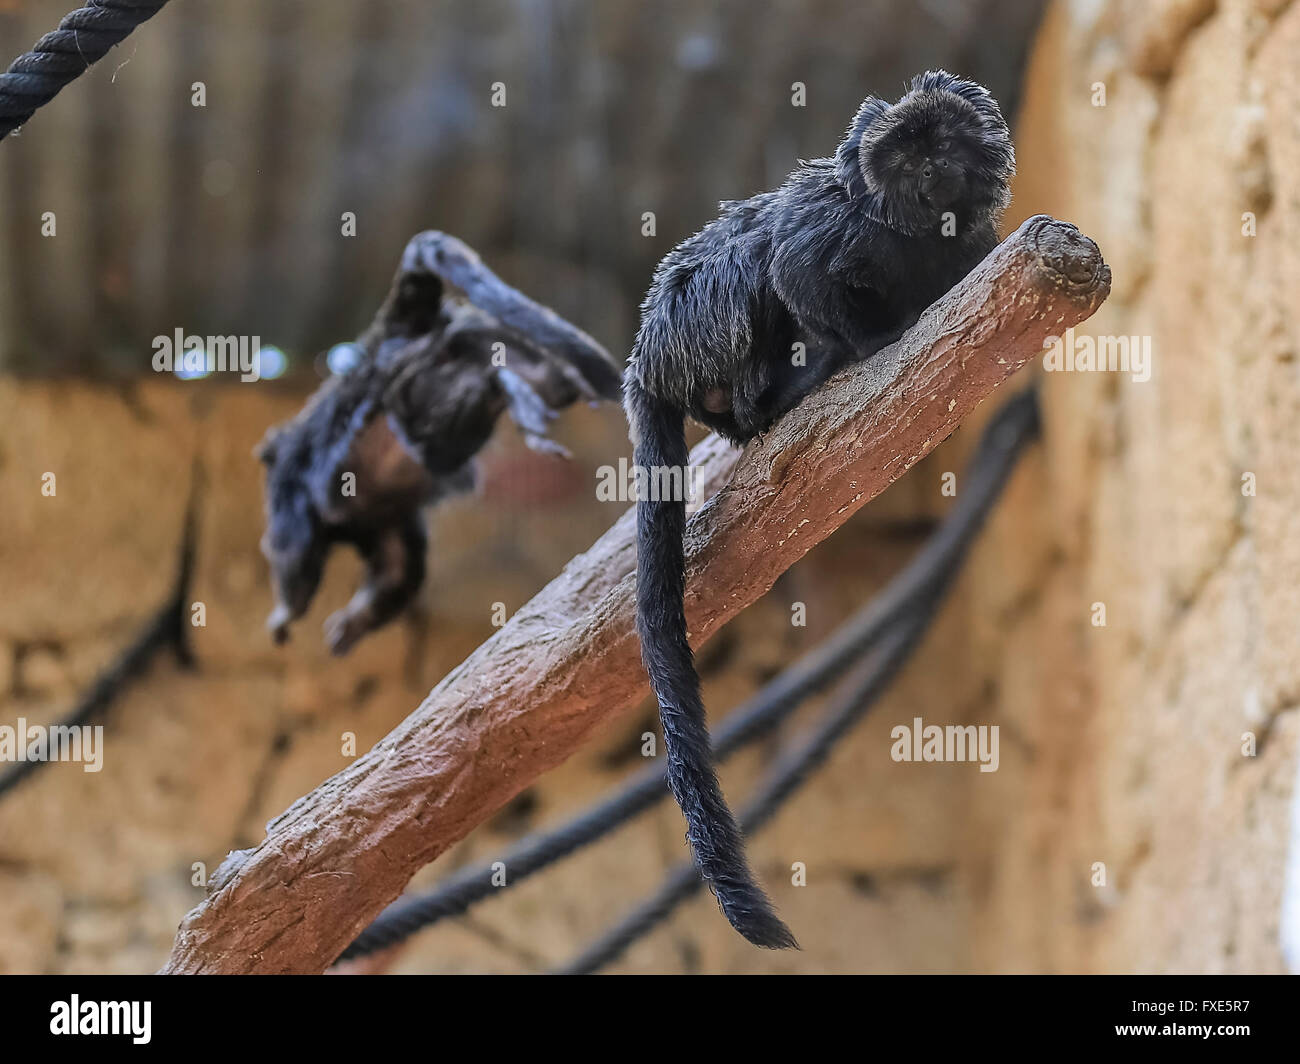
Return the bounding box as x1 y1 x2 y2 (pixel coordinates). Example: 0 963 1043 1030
954 0 1300 973
2 0 1299 974
0 374 964 974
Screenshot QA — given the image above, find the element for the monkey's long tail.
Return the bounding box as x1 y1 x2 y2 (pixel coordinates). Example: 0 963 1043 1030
625 377 797 950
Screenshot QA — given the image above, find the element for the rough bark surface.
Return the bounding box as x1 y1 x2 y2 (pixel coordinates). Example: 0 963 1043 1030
161 214 1111 974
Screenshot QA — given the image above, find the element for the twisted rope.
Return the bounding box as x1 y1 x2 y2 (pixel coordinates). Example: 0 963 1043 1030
0 0 170 140
556 613 935 975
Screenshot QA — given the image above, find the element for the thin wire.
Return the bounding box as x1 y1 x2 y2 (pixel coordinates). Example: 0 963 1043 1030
0 1 170 140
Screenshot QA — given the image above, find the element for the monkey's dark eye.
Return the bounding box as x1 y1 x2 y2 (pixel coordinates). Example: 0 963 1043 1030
937 139 951 152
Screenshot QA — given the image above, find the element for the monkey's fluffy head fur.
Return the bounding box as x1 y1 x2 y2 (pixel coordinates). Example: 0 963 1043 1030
836 70 1015 236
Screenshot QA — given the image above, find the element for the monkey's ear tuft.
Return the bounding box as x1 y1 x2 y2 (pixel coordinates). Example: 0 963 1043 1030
909 69 1009 137
835 95 891 197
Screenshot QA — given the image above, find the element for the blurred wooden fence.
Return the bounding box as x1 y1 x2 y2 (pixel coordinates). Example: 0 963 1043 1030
0 0 1041 377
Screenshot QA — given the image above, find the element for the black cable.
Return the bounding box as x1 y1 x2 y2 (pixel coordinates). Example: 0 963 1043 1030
0 478 197 798
555 605 937 973
338 386 1040 963
0 0 170 140
338 493 958 961
555 389 1040 972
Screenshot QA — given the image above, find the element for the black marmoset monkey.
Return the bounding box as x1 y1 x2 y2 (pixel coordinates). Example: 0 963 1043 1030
623 70 1015 948
257 231 622 655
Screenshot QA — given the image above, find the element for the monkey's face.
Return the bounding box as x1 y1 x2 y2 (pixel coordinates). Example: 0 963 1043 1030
858 74 1015 234
391 272 446 337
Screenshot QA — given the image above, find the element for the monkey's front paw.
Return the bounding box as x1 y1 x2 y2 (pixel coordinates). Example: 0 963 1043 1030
522 433 572 460
324 609 367 657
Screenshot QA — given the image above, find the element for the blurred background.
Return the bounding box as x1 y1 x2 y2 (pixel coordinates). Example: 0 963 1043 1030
2 0 1299 974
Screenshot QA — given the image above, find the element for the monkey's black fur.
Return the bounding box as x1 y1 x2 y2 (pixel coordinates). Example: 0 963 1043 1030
257 232 622 655
624 71 1015 948
336 387 1039 968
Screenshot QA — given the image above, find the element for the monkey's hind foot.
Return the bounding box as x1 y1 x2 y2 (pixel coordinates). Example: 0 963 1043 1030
266 603 295 645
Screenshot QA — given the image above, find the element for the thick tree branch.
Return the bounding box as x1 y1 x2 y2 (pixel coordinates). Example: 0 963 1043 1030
163 214 1110 974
